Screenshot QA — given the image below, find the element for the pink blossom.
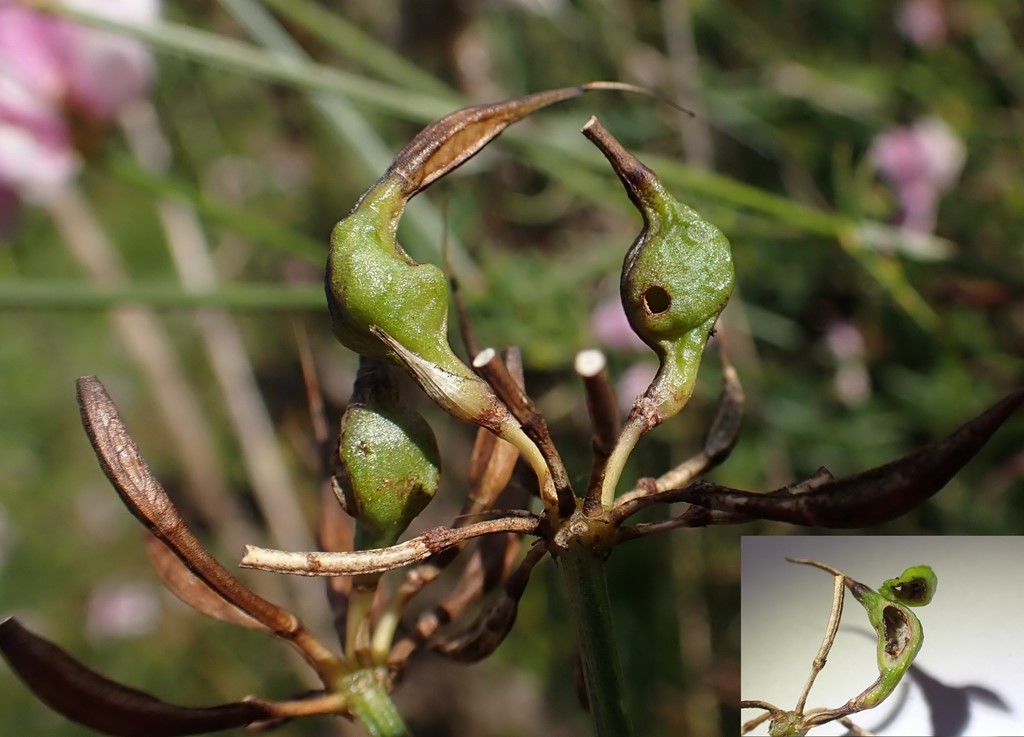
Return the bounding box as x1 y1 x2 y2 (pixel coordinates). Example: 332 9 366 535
0 4 74 100
591 296 647 351
86 579 161 640
824 320 870 405
896 0 947 49
0 0 159 224
0 74 78 202
869 117 965 233
615 360 658 413
62 0 160 119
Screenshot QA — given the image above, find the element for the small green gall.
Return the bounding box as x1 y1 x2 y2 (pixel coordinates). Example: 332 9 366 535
878 564 937 607
847 578 926 709
583 117 734 426
327 178 467 375
584 117 735 506
335 360 441 551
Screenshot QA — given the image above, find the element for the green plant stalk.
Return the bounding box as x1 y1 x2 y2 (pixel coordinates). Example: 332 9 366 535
341 669 412 737
0 282 325 311
560 551 632 737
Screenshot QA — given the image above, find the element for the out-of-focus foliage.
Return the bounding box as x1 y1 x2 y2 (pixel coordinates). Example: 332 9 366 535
1 1 1022 736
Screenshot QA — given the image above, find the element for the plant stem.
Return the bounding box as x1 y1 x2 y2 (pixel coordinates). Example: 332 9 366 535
342 668 412 737
560 551 633 737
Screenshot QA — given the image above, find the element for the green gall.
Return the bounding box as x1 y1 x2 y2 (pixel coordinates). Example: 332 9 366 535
586 118 734 425
327 179 469 377
878 565 937 607
847 580 925 709
335 360 441 551
584 118 735 506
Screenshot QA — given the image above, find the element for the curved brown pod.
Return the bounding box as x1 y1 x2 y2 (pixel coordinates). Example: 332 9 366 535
0 618 274 737
380 82 649 199
75 376 301 635
670 388 1024 528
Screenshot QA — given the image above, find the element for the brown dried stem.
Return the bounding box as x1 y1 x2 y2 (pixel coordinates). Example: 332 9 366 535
429 541 547 662
652 388 1024 528
75 376 342 684
473 347 576 516
795 571 845 714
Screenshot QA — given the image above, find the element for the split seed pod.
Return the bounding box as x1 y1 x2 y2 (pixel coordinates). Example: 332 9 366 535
879 565 937 606
845 571 931 709
336 359 441 551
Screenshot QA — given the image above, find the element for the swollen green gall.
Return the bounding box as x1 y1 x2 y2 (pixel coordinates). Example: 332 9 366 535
326 87 642 515
335 359 441 551
583 117 734 426
583 117 735 506
845 571 930 709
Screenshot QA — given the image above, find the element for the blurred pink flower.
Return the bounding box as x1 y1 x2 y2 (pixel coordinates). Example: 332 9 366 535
0 74 78 202
0 4 74 100
591 296 647 351
0 0 159 225
824 320 870 406
896 0 947 49
62 0 160 119
869 117 965 234
86 579 161 640
615 360 658 413
589 295 659 411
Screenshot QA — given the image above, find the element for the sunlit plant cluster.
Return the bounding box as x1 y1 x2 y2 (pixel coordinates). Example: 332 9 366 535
2 81 1021 737
2 3 1024 737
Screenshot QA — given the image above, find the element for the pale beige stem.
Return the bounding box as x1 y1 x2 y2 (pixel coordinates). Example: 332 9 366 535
598 416 647 508
795 572 845 714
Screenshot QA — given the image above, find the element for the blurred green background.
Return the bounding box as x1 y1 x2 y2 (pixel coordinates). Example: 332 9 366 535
1 1 1022 736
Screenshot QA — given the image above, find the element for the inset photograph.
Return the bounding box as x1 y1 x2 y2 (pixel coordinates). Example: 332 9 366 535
740 536 1023 736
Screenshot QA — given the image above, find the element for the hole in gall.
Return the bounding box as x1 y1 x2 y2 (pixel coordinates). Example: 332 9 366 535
643 285 671 315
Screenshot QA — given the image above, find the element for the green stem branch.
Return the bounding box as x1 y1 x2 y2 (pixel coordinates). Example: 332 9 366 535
341 669 412 737
560 551 632 737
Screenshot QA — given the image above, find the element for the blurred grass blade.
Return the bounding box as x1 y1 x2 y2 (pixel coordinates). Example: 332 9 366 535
0 282 324 311
27 0 477 275
0 618 273 737
216 0 482 281
261 0 456 97
109 158 325 262
30 0 449 123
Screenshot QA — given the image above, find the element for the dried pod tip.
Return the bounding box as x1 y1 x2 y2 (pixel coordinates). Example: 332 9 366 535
583 117 735 428
335 360 441 551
